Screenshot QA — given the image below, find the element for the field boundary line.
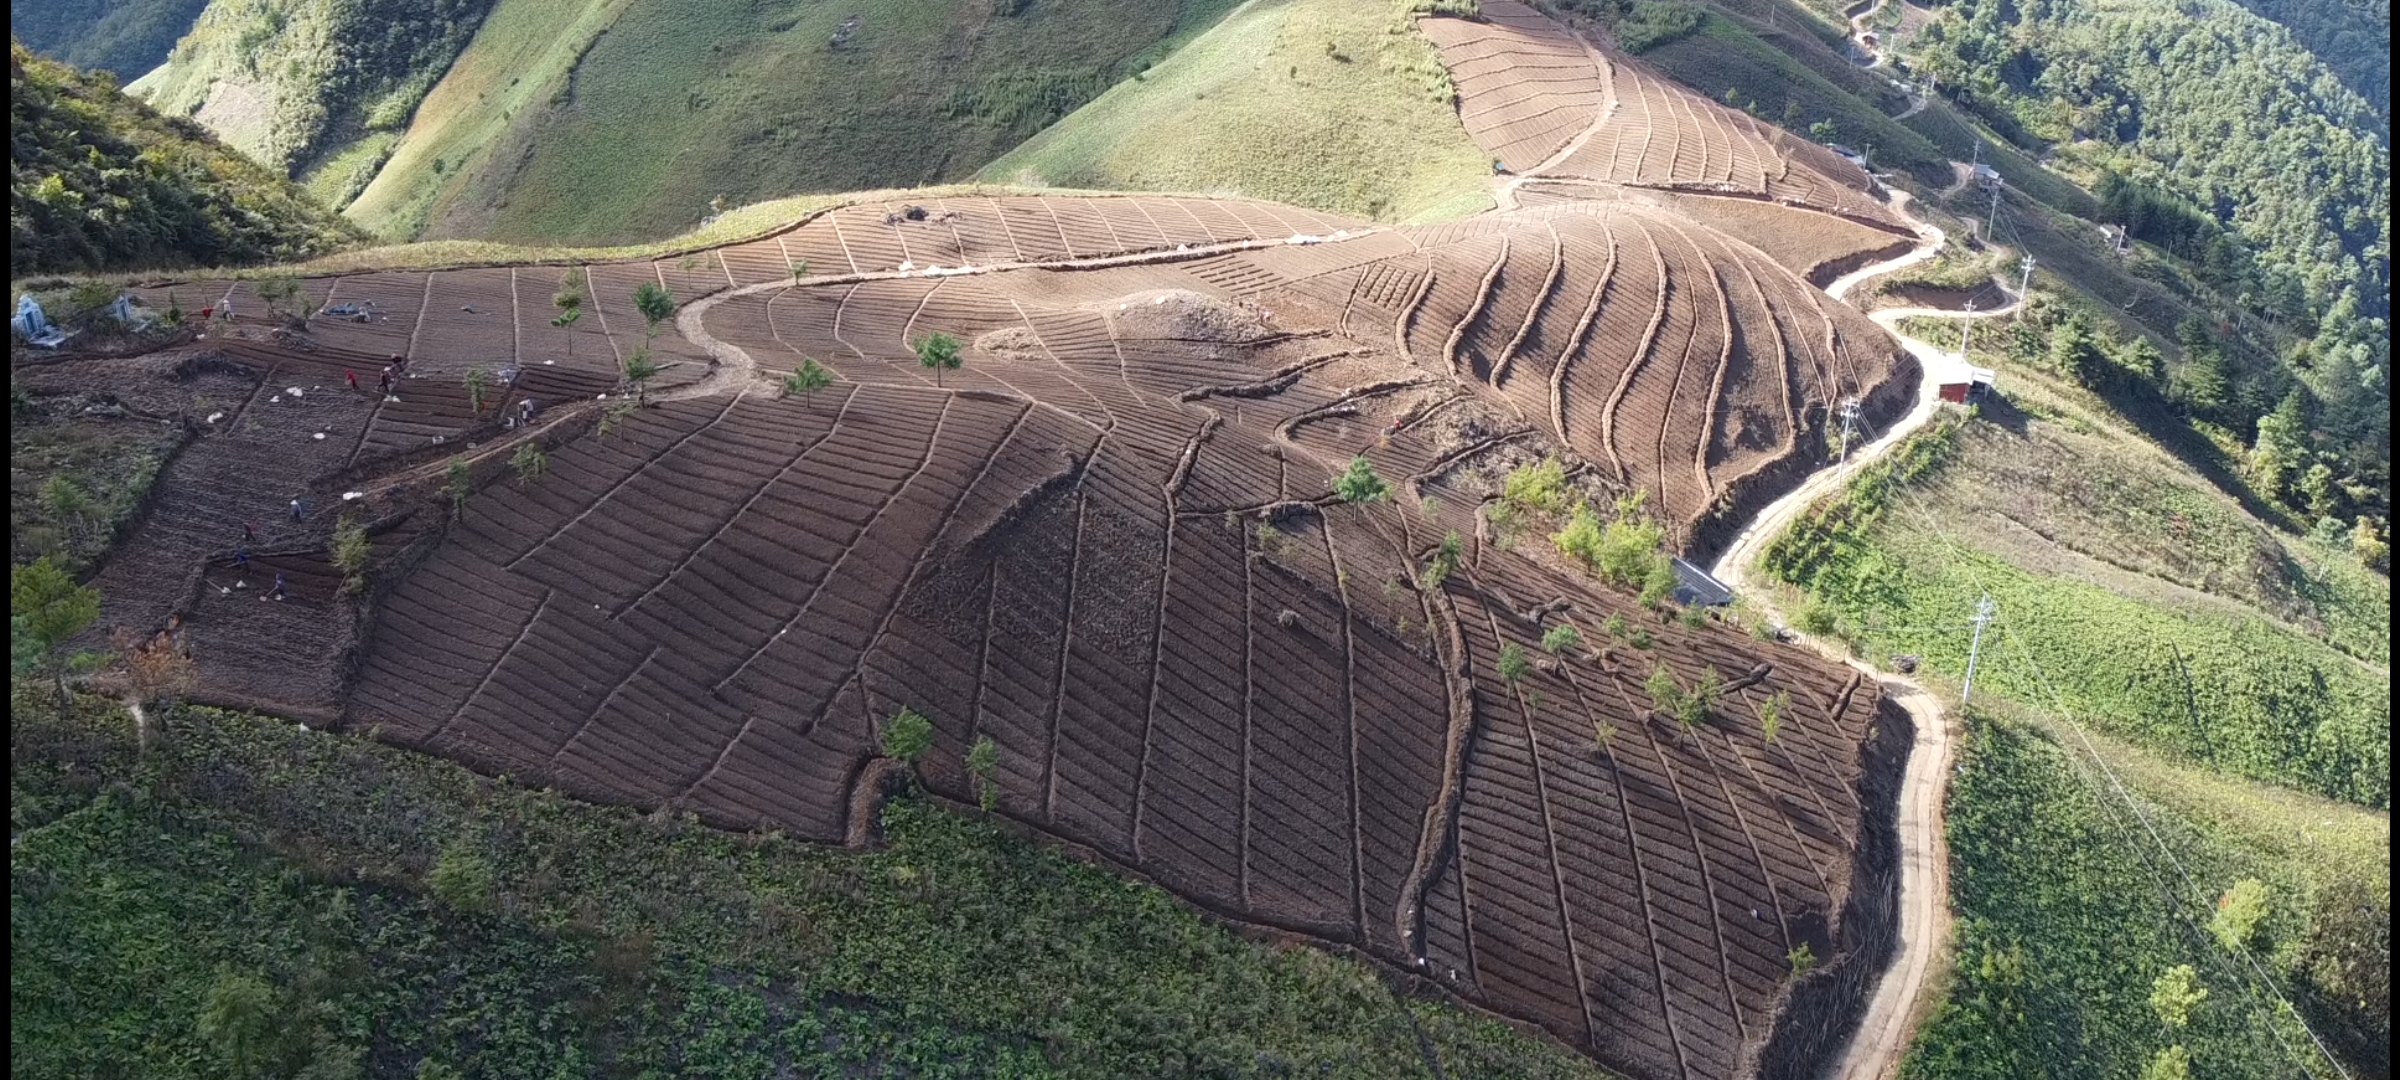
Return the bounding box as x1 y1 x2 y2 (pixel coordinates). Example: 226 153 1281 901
503 394 745 571
1599 226 1672 482
614 387 862 619
430 588 553 743
711 394 959 698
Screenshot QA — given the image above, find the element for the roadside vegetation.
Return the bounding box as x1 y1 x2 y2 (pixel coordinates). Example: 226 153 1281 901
981 0 1495 224
1900 710 2386 1080
11 696 1616 1080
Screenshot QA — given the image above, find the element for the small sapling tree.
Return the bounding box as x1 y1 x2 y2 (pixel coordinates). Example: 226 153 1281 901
2149 965 2207 1030
1423 530 1463 589
1542 621 1581 654
550 309 581 357
331 514 370 595
1759 690 1788 744
883 707 935 768
445 458 473 518
1680 603 1709 629
913 331 963 387
197 969 279 1080
1592 718 1618 756
2141 1047 2191 1080
1787 942 1816 976
1646 663 1685 720
1334 455 1389 503
967 735 1000 812
1603 612 1629 638
622 345 660 404
13 556 100 705
789 259 810 283
633 281 675 337
511 443 548 486
782 357 834 407
1553 502 1604 573
2208 878 2271 951
1502 455 1570 514
253 273 304 321
463 367 492 413
1497 642 1529 687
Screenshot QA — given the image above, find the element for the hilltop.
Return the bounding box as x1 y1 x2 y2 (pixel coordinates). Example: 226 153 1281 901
10 38 359 278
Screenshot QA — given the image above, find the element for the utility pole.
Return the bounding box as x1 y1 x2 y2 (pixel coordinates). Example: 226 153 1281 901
1959 300 1976 359
1986 178 2003 238
1961 594 1997 706
2014 255 2035 320
1837 396 1861 462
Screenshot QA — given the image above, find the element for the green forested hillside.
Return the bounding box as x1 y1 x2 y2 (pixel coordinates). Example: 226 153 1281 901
346 0 1243 245
9 0 209 80
126 0 498 209
10 39 360 278
2228 0 2390 116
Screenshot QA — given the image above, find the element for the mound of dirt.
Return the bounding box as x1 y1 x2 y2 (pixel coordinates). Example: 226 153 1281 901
1101 289 1274 344
971 326 1047 361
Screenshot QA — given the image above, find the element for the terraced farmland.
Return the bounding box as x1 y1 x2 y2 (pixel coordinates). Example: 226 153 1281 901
1427 1 1912 243
79 23 1933 1073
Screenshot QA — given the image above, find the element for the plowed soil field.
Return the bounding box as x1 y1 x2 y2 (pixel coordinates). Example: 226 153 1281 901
65 86 1922 1079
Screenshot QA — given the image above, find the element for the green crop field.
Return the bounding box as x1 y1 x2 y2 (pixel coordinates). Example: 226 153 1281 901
347 0 1243 245
979 0 1495 224
12 696 1614 1080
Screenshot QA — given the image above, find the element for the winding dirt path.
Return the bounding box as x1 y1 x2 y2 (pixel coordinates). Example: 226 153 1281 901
1709 193 2016 1080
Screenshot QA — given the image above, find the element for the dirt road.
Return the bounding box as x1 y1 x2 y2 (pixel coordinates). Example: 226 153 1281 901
1710 200 2017 1080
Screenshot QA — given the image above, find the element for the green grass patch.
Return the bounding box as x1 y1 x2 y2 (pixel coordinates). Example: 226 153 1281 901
1900 711 2380 1080
9 407 181 575
354 0 1243 245
979 0 1496 224
1767 418 2389 807
11 697 1614 1079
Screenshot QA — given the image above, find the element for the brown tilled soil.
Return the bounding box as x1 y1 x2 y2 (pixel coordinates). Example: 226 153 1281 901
47 124 1917 1080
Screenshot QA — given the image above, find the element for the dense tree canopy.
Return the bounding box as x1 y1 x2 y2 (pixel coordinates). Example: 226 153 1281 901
10 39 359 277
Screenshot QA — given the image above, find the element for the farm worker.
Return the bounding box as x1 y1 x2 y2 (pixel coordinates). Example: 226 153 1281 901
379 367 394 395
235 545 250 574
241 520 256 543
268 573 286 602
346 370 360 391
290 497 305 522
519 398 536 423
197 305 215 322
388 353 407 374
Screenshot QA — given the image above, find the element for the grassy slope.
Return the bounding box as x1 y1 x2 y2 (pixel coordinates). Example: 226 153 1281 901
355 0 1242 246
13 699 1614 1080
1900 710 2384 1080
1767 350 2390 805
978 0 1495 224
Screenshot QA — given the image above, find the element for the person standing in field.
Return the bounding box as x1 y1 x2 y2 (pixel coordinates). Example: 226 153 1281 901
266 573 286 602
290 498 304 522
346 370 359 392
